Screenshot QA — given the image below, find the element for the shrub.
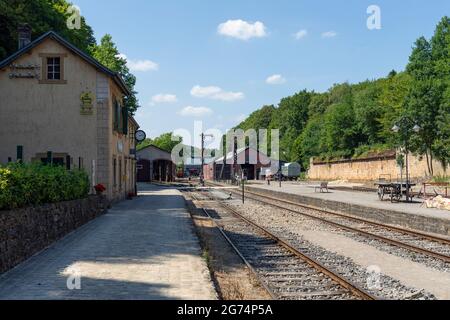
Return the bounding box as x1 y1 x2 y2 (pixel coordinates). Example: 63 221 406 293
0 163 90 210
433 175 450 183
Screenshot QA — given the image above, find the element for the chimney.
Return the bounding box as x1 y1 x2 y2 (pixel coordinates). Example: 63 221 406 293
18 24 32 50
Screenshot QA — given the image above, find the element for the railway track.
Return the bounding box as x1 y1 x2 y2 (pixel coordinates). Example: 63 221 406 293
206 182 450 264
188 191 377 300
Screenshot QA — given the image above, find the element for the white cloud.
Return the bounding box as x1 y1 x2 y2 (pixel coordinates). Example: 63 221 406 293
127 59 159 72
322 31 337 38
190 85 245 102
218 19 267 40
178 106 213 117
191 85 222 98
266 74 286 85
294 29 308 40
151 94 177 105
116 53 159 72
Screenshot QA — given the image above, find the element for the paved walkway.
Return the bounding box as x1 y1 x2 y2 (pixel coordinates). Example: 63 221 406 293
250 182 450 221
0 185 217 300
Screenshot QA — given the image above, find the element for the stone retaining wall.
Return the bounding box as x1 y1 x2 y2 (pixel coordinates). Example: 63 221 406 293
246 186 450 236
0 196 108 274
308 153 447 182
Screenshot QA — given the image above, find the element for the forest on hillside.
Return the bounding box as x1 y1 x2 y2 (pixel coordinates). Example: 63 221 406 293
0 0 140 114
235 17 450 175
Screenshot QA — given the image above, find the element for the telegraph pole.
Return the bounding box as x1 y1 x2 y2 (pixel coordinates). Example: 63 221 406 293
200 133 213 187
233 136 238 185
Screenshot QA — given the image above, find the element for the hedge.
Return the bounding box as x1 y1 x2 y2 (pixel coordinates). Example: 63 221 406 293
0 163 90 210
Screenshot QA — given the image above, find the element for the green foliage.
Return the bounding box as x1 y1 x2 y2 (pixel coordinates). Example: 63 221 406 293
403 16 450 173
0 1 140 115
432 175 450 183
91 34 140 115
233 16 450 172
137 132 183 153
238 105 275 131
353 144 391 159
0 163 90 210
0 0 96 60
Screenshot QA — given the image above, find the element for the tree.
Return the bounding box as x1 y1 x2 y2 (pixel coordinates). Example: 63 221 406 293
404 17 450 174
0 0 95 60
431 16 450 79
237 105 275 131
353 81 383 145
137 133 183 154
292 116 324 169
407 37 433 79
91 34 140 115
231 16 449 173
320 103 360 159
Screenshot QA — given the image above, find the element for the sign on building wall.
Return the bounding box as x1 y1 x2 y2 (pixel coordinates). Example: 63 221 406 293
80 92 94 115
8 63 40 79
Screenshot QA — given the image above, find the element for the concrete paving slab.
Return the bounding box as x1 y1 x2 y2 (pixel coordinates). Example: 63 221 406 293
0 184 217 300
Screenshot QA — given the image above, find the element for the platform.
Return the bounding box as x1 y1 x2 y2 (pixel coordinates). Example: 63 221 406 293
0 184 217 300
244 182 450 237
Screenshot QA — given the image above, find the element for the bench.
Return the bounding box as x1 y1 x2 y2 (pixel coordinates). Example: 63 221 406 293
315 182 329 193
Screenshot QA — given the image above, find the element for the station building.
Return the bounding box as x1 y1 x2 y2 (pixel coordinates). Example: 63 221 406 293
0 30 139 201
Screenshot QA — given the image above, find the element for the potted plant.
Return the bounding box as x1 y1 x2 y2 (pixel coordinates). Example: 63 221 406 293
94 184 106 195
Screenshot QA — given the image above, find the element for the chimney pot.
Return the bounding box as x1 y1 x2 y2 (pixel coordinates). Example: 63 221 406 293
18 24 32 50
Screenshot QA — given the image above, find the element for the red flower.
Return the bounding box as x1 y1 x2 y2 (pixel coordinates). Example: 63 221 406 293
94 184 106 193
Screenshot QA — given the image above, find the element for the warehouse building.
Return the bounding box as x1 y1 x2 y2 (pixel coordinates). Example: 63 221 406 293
0 30 139 201
136 145 176 183
203 147 277 181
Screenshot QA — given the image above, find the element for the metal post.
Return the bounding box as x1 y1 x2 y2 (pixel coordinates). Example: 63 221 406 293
405 143 410 203
200 133 214 187
279 160 282 188
233 136 238 185
242 171 245 204
201 133 205 187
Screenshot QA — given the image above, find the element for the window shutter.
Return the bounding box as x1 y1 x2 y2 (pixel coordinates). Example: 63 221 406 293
113 100 117 131
122 107 129 135
16 145 23 162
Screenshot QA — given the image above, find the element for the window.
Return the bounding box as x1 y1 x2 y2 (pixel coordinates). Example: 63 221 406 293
47 57 61 80
39 53 67 84
34 152 70 168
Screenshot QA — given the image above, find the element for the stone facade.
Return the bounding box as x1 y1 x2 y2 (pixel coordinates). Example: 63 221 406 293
0 32 139 201
308 153 447 182
0 196 108 275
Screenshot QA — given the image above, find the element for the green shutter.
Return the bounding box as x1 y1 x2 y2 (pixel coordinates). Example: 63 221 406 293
47 151 53 165
113 100 117 131
122 107 129 135
17 145 23 162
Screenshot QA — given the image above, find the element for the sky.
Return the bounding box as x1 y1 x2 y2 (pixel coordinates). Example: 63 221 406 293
74 0 449 148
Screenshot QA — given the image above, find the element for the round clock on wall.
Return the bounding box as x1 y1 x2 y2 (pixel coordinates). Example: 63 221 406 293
135 130 147 142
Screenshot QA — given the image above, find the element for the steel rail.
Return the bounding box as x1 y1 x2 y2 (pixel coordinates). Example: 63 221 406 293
242 188 450 246
189 192 277 299
193 191 376 300
216 186 450 263
219 201 377 300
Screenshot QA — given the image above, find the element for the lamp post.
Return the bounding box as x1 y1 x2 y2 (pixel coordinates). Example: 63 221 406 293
200 133 214 187
392 117 421 203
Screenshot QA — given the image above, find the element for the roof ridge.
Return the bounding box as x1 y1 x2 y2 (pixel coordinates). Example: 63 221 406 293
0 30 130 96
